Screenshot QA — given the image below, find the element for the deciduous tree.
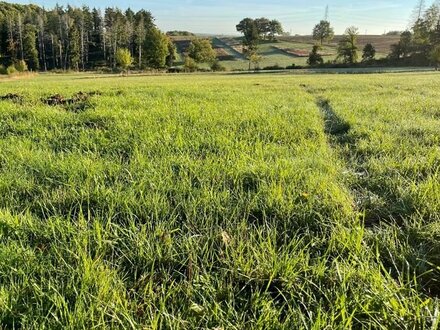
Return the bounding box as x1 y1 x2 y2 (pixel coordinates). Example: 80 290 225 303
236 18 260 70
312 20 334 45
187 38 216 64
115 47 132 72
144 28 168 68
307 45 323 66
269 20 283 40
337 26 359 64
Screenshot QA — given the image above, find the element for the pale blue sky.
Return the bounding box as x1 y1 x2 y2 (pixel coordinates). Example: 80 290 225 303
10 0 421 35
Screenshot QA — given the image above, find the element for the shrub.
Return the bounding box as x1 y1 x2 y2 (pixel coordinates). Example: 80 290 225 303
115 48 133 73
210 60 226 72
362 43 376 63
307 45 324 66
0 65 7 75
184 56 198 72
7 65 17 75
262 64 284 70
15 60 28 72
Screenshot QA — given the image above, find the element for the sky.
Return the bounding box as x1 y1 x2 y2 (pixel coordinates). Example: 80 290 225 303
10 0 420 35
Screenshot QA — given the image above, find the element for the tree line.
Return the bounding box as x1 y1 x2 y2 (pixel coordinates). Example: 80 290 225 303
309 0 439 67
390 1 440 66
328 1 440 67
1 1 439 73
0 2 176 72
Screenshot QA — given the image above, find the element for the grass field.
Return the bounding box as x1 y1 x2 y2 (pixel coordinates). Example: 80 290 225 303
0 72 440 328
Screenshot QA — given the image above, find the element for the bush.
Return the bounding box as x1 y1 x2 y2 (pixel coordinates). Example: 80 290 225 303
210 60 226 72
307 45 324 66
115 48 133 72
0 65 7 75
15 60 28 72
262 64 284 70
7 65 17 75
184 56 198 72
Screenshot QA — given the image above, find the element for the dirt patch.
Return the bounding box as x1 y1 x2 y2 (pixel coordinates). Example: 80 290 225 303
42 91 100 112
0 93 24 104
44 94 67 106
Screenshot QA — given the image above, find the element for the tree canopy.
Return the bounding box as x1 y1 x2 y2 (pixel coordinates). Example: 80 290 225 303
389 2 440 65
187 38 216 64
236 17 284 45
312 20 334 45
362 43 376 62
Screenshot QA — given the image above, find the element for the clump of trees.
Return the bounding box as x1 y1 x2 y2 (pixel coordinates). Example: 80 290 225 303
166 31 195 36
236 18 283 42
236 17 283 70
184 37 218 71
0 59 30 76
0 2 177 71
187 38 216 64
389 1 440 66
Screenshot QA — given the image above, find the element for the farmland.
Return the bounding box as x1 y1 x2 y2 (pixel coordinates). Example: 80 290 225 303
0 72 440 328
170 35 399 70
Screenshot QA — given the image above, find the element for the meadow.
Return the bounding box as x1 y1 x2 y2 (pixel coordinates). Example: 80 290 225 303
0 72 439 329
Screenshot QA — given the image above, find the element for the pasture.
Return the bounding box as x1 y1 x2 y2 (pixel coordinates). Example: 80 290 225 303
0 72 439 329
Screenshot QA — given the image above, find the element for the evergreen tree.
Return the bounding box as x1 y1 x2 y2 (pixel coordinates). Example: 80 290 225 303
23 23 39 70
69 24 81 70
362 43 376 62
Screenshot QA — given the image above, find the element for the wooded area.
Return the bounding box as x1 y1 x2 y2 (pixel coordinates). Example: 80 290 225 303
0 2 175 71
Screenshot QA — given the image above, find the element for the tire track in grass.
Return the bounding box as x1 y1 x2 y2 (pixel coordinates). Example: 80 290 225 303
301 84 396 226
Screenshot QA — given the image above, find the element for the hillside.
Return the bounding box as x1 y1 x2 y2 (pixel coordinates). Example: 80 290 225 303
171 34 399 70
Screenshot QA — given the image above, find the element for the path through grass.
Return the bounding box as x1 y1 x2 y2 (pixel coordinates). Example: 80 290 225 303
0 72 439 328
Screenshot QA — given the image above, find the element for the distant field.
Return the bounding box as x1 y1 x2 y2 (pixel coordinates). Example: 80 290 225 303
283 34 401 54
0 72 439 328
171 34 398 70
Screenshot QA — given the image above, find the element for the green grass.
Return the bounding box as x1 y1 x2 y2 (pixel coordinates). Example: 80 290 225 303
191 37 391 71
0 72 439 328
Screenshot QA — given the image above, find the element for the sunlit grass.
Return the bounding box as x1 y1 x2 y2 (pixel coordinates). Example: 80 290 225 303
0 72 439 328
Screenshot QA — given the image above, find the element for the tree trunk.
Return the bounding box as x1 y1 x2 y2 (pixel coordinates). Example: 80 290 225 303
139 46 142 69
18 15 24 61
51 35 56 68
103 30 106 63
